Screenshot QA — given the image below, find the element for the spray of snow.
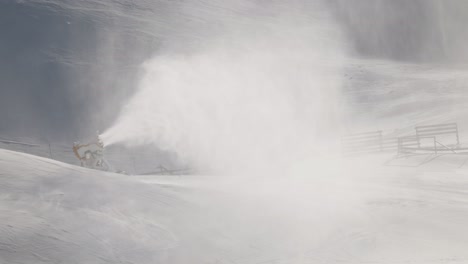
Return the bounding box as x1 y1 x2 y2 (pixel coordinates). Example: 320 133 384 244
5 2 468 263
101 0 346 175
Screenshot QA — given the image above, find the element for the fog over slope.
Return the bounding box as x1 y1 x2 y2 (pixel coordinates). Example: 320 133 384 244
3 1 468 263
3 145 468 263
98 0 345 174
329 0 468 62
2 0 468 143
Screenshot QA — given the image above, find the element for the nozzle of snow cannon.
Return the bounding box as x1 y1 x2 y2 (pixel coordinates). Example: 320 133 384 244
96 132 104 148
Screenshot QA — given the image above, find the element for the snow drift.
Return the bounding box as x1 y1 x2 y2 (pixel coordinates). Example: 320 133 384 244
3 149 468 263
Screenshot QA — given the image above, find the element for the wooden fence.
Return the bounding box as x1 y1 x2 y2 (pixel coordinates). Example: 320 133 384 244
415 123 459 146
397 123 462 155
342 123 463 156
341 130 398 155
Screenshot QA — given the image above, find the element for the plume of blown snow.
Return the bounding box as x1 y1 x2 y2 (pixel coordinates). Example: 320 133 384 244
101 0 346 175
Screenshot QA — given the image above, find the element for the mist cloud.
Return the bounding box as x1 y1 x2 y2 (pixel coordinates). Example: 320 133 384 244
101 0 346 175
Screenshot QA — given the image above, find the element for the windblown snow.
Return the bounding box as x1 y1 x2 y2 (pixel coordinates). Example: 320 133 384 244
3 1 468 263
2 149 468 263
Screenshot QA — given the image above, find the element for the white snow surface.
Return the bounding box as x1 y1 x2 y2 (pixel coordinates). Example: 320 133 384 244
2 148 468 263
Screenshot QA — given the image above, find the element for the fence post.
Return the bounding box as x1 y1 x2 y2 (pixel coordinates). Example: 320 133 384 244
415 128 421 149
397 138 401 156
379 131 383 152
48 143 53 159
131 152 137 175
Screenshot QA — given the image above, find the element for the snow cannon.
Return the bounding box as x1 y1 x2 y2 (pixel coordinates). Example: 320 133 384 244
72 133 110 171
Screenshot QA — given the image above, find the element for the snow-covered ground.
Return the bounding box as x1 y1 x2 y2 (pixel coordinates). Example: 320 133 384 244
3 2 468 263
342 60 468 135
2 148 468 263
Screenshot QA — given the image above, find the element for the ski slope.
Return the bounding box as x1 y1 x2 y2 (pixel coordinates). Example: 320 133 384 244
2 148 468 263
342 60 468 135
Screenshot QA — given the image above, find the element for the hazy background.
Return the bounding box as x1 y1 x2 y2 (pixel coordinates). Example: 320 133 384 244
2 2 468 263
1 0 468 142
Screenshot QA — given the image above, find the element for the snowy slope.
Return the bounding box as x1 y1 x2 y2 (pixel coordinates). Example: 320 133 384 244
0 149 183 263
342 60 468 136
2 148 468 263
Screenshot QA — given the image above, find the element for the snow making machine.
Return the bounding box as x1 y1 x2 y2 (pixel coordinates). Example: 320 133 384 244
72 133 111 171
